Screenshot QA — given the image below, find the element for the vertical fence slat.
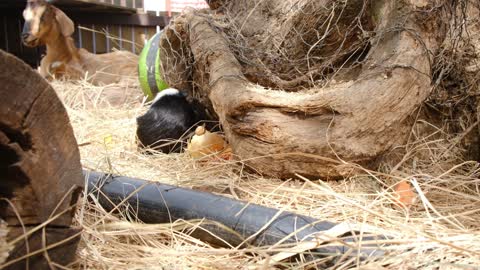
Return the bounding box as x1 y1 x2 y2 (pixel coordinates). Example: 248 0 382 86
92 24 96 54
96 25 107 53
119 25 123 50
131 25 135 53
3 16 9 52
106 25 111 53
18 19 24 54
81 25 94 52
78 24 83 48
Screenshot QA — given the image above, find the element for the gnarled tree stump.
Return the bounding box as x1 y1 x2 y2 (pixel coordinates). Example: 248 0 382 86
0 50 83 269
159 0 449 178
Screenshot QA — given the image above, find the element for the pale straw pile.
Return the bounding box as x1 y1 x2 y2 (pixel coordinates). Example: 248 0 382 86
49 79 480 269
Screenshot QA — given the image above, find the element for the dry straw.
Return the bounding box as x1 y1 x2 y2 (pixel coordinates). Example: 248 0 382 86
49 2 480 266
3 0 480 268
44 76 480 269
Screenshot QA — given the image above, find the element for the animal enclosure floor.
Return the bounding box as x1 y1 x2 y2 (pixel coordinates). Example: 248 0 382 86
51 80 480 269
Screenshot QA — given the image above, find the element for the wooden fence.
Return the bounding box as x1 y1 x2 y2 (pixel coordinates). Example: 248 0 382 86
0 0 167 68
98 0 144 9
75 24 158 55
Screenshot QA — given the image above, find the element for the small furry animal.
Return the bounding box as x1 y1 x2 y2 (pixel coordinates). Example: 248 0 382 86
136 88 209 153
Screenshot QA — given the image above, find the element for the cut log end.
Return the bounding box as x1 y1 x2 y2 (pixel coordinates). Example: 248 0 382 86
0 50 83 269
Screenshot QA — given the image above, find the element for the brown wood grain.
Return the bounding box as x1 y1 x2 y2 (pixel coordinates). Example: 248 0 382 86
0 50 83 269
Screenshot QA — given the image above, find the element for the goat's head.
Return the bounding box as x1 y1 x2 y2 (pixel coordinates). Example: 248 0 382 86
22 0 74 47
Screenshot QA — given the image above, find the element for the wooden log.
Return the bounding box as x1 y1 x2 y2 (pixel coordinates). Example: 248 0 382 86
3 227 81 270
0 50 83 269
0 219 9 265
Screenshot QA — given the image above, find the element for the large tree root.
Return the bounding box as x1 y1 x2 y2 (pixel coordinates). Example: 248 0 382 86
160 0 447 178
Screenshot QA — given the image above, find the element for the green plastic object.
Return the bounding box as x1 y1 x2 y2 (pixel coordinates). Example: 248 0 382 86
138 30 169 101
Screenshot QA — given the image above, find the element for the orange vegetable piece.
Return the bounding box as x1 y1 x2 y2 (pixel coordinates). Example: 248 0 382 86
187 126 228 159
393 180 416 208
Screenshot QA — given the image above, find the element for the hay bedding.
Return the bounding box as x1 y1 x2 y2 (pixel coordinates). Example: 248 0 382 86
42 1 480 268
47 78 480 269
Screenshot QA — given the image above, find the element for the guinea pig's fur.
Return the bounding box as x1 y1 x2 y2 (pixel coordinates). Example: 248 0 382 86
136 88 208 153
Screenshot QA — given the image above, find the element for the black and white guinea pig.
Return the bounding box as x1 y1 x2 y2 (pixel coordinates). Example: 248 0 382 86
136 88 209 153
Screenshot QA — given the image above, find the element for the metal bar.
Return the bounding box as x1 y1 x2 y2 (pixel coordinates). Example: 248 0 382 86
3 16 9 52
106 25 110 52
0 8 168 27
92 24 96 53
0 0 137 13
143 27 147 45
119 25 123 49
18 19 23 54
62 0 136 13
131 25 135 53
78 24 83 48
67 13 168 27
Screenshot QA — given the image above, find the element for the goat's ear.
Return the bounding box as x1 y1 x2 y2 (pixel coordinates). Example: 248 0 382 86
54 7 74 37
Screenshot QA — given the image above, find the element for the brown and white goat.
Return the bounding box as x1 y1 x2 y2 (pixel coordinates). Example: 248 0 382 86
21 0 139 85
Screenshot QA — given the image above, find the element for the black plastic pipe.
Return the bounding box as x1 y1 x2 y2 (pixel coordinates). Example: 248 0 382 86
85 170 385 258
